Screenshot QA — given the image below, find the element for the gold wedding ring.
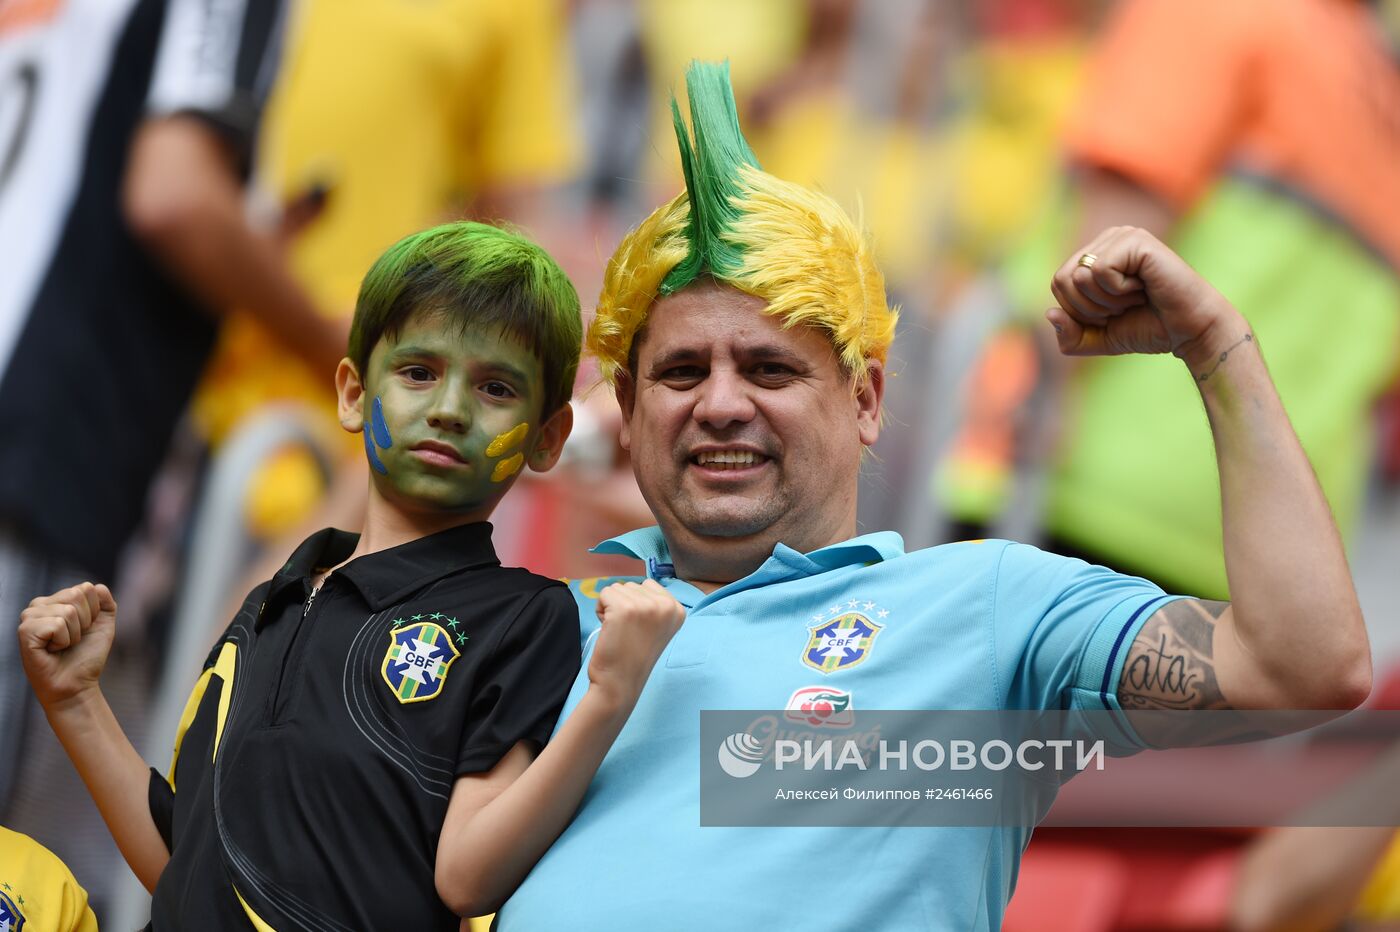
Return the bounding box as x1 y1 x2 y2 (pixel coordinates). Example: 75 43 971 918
1076 252 1098 269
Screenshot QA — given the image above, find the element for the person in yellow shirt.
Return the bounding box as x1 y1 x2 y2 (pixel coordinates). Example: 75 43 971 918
0 827 97 932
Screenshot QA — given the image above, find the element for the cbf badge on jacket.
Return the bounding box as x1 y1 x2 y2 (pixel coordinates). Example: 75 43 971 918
381 618 462 703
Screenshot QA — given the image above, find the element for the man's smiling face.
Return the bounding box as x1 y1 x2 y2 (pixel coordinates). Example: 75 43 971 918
618 280 883 582
351 310 548 519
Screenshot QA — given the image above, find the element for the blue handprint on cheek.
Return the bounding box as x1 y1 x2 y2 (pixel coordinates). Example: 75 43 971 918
363 396 394 474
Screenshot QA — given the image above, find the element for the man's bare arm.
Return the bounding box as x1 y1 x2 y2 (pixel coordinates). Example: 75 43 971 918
123 116 345 377
1124 323 1372 719
1048 228 1371 733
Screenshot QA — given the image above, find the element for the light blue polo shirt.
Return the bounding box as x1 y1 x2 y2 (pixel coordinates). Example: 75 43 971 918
499 529 1180 931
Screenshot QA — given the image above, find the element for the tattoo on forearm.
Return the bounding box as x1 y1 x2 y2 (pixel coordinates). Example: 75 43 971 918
1195 333 1253 383
1119 600 1229 710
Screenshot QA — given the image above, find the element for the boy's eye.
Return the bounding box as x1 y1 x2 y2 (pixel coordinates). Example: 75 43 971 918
483 381 516 399
404 366 435 383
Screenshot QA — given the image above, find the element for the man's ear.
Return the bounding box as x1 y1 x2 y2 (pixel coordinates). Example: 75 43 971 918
854 359 885 448
614 371 636 453
527 403 575 473
336 358 366 433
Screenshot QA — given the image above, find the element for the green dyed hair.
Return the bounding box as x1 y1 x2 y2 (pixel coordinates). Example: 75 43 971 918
589 60 897 383
350 221 582 417
659 62 760 293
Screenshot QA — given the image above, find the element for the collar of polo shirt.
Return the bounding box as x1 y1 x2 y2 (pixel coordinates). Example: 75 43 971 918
259 522 500 625
590 526 906 582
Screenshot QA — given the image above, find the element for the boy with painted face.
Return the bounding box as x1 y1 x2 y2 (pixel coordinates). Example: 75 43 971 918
17 221 685 928
342 222 580 522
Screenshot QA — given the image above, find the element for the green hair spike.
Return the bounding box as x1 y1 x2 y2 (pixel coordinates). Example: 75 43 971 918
660 61 761 294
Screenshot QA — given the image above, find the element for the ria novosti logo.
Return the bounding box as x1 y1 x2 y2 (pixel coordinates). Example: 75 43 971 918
715 729 1106 779
717 732 765 778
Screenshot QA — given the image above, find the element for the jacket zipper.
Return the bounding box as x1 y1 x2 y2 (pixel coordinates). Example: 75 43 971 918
268 584 319 724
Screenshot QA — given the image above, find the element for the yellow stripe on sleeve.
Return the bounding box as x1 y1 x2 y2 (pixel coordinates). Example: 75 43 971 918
211 641 239 760
167 666 216 791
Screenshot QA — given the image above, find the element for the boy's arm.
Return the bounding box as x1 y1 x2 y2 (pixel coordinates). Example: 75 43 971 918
17 584 169 891
435 580 683 917
43 692 169 892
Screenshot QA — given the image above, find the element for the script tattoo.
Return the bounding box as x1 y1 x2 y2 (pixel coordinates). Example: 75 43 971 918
1117 600 1291 747
1119 600 1229 711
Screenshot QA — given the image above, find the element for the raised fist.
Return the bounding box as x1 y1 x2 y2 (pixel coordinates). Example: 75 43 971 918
18 582 117 708
1048 226 1239 366
589 579 686 705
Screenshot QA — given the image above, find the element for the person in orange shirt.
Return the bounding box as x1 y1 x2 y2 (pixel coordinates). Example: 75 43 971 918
949 0 1400 600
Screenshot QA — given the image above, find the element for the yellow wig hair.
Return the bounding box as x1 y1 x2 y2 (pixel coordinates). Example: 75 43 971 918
588 61 898 383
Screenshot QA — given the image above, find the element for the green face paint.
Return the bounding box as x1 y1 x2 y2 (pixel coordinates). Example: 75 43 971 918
359 312 546 516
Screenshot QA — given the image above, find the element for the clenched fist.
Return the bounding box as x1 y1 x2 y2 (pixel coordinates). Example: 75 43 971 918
589 579 686 706
1048 226 1245 372
18 582 117 709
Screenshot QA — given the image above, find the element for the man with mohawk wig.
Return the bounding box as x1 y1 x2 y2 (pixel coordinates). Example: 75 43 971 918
497 62 1369 929
588 63 896 386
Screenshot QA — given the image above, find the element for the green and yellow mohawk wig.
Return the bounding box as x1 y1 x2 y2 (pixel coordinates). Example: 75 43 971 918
588 60 898 383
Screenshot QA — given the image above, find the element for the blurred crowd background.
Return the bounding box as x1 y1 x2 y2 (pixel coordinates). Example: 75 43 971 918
3 0 1400 928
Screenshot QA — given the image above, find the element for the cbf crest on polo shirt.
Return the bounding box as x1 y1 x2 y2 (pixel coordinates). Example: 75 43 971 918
381 615 463 703
803 599 887 674
0 888 24 931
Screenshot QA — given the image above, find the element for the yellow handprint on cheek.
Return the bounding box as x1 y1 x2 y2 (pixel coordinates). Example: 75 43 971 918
486 423 529 456
491 454 524 482
486 422 530 482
